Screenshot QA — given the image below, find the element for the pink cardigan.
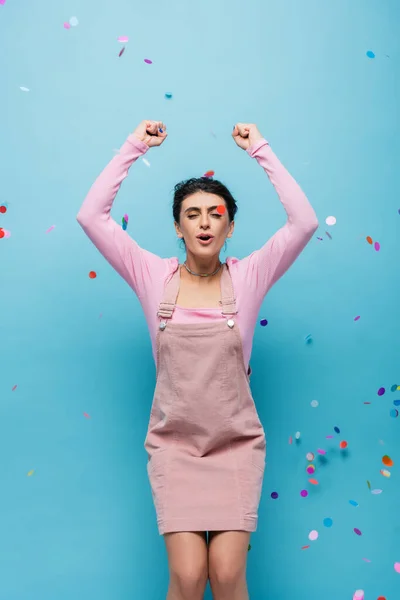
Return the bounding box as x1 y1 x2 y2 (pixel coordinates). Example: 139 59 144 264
77 134 318 370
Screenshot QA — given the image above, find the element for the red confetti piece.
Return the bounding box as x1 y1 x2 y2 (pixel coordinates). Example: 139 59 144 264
0 228 4 238
301 545 310 550
308 478 319 485
204 170 215 178
89 271 97 279
83 412 91 419
288 436 293 444
382 455 393 467
216 205 226 214
339 440 347 449
0 205 6 213
12 385 17 391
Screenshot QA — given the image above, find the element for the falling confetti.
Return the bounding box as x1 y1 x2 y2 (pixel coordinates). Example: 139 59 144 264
374 241 381 251
306 452 315 461
260 318 268 327
63 22 71 29
12 385 17 391
118 36 129 42
0 204 7 213
89 271 97 279
305 334 313 344
295 431 301 440
325 231 332 240
354 528 362 536
366 236 373 245
46 225 55 234
378 387 385 396
390 409 399 418
380 469 391 478
371 489 383 495
27 470 34 477
353 591 364 600
382 455 393 467
306 465 315 474
349 500 359 507
367 480 371 490
340 440 348 449
119 47 126 57
394 562 400 573
300 490 308 498
323 518 333 528
301 545 310 550
271 491 279 499
366 50 375 58
308 530 319 541
311 400 319 408
144 58 152 64
308 478 319 485
165 93 173 99
354 315 360 321
325 216 336 226
20 87 30 92
317 448 326 455
69 16 79 26
0 0 7 5
142 158 151 167
334 426 340 434
83 412 91 419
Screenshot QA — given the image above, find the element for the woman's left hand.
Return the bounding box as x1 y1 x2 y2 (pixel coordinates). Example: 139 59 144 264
232 123 263 151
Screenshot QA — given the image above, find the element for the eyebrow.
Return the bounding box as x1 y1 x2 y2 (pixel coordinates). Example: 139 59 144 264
184 205 220 214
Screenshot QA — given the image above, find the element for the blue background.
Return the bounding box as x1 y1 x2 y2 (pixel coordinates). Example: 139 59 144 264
1 1 399 599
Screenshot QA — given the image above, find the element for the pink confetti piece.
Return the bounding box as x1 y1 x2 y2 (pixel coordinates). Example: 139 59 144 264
371 489 383 494
83 412 91 419
317 448 326 455
374 241 380 251
144 58 152 64
288 436 293 444
123 213 129 221
326 435 333 439
12 385 17 391
0 0 7 5
118 36 129 42
354 315 360 321
362 558 371 563
354 528 362 536
394 562 400 573
46 225 55 234
64 22 71 29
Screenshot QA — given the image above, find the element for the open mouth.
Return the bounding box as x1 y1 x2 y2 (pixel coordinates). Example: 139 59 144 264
197 235 214 244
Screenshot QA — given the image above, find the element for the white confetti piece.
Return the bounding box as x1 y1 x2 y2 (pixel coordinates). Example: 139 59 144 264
20 87 30 92
325 216 336 226
142 158 151 167
311 400 319 408
69 16 79 26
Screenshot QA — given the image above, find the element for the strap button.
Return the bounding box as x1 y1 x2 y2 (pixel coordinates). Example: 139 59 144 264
227 319 235 328
159 321 167 331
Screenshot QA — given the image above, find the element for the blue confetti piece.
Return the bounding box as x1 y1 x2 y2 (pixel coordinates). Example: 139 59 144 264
349 500 359 507
323 517 333 527
366 50 375 59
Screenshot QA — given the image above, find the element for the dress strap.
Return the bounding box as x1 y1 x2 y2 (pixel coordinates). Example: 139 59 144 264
157 263 237 319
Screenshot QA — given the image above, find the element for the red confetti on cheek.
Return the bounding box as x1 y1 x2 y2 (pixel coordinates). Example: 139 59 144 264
216 205 226 215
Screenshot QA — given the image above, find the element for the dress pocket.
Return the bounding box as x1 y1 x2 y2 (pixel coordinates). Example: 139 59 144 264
147 450 168 524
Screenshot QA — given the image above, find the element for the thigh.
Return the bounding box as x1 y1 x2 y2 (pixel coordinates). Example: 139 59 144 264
164 531 208 578
208 531 250 578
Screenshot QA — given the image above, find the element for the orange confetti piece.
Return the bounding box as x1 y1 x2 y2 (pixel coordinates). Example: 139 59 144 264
340 440 348 449
382 455 393 467
366 236 373 244
216 204 226 214
308 478 319 485
203 170 215 178
301 545 310 550
89 271 97 279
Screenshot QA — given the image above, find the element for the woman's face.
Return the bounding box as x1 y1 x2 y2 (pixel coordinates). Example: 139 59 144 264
174 192 234 256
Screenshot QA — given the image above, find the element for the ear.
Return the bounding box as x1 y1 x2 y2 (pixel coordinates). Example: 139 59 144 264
226 221 235 238
174 221 183 238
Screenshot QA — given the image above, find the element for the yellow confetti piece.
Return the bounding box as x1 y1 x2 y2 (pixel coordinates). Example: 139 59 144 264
27 470 34 476
380 469 391 478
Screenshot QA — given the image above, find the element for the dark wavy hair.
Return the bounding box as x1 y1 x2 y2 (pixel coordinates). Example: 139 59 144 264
172 177 238 247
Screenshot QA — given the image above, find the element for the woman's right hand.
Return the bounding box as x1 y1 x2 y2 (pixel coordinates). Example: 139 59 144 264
132 120 168 148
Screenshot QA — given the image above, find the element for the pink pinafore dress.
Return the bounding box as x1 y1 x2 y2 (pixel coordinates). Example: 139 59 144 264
144 263 266 535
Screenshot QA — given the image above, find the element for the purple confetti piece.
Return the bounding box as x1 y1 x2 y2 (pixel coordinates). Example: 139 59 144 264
144 58 153 64
378 387 385 396
354 528 362 536
374 241 380 251
354 315 360 321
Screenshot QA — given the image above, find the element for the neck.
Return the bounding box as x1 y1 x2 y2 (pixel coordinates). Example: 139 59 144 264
182 257 223 280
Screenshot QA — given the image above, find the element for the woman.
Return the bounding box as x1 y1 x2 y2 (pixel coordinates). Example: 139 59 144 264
77 120 318 600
